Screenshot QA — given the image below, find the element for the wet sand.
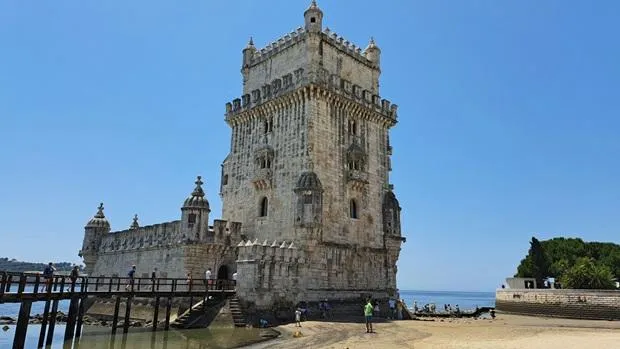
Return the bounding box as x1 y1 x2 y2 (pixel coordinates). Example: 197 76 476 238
247 314 619 349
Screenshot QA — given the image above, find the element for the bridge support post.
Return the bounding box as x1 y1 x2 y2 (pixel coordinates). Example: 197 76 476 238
123 296 132 334
64 296 79 341
37 300 51 348
12 300 32 349
152 297 160 332
45 299 60 347
164 297 172 331
75 296 86 338
111 296 121 335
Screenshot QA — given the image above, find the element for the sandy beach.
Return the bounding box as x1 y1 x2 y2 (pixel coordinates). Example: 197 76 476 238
249 314 619 349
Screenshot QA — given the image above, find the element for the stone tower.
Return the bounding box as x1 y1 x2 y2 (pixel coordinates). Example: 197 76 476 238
80 203 111 273
222 1 405 308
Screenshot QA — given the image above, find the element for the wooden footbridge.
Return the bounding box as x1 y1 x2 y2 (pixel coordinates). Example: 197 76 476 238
0 271 236 349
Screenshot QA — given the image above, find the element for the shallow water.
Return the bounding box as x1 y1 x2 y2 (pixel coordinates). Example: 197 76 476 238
0 324 269 349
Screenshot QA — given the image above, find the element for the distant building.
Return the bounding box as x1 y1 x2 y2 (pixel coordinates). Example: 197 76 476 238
505 277 537 289
80 1 405 311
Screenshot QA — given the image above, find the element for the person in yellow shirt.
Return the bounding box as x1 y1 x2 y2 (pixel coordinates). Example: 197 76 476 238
364 298 374 333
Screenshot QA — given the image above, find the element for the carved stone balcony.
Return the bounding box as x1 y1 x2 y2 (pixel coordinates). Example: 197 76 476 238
252 168 273 190
347 169 368 191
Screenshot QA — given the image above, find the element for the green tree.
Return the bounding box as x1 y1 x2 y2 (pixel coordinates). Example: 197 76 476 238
561 257 615 289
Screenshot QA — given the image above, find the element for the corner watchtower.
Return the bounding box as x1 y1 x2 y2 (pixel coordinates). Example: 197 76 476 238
304 0 323 33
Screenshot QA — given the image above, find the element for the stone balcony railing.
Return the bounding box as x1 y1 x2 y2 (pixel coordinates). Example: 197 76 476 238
347 169 368 184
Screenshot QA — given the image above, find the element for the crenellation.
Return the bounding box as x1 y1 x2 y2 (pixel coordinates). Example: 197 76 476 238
83 1 404 315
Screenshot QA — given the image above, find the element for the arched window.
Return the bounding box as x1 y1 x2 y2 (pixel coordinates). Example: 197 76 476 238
259 197 269 217
349 199 358 219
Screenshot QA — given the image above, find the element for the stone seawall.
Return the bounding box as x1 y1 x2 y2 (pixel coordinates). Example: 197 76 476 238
496 289 620 320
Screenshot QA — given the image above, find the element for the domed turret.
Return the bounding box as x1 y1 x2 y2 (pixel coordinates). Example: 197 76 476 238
304 0 323 33
81 202 110 273
85 203 110 229
295 171 323 191
364 37 381 67
183 176 210 210
181 176 211 242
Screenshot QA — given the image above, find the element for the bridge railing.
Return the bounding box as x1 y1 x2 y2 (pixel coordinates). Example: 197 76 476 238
0 271 236 299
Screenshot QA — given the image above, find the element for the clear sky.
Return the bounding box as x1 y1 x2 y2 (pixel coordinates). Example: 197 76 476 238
1 1 618 292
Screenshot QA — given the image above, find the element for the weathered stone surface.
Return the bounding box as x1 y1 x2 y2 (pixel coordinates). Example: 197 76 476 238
80 1 405 312
496 289 620 320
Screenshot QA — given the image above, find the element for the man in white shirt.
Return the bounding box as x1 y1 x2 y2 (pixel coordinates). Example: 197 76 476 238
232 271 238 289
205 268 212 288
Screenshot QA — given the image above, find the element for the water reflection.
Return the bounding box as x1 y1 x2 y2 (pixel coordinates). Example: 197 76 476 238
73 326 270 349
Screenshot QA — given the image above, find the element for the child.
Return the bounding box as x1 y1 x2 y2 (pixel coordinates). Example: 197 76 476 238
295 308 302 327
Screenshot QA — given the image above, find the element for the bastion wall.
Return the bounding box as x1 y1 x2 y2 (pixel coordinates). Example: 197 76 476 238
495 289 620 320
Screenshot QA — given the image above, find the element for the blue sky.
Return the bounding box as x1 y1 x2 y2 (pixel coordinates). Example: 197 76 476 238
1 1 618 292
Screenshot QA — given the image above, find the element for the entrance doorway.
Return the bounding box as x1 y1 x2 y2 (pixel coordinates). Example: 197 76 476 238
217 265 229 290
217 265 229 280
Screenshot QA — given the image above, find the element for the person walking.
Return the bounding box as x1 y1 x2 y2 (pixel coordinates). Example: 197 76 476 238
125 265 136 291
150 268 157 290
364 298 374 333
68 266 79 292
41 263 56 292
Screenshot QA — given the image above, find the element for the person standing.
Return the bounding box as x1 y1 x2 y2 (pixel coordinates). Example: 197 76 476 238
232 271 238 289
205 268 212 289
364 299 374 333
295 308 302 327
388 298 396 319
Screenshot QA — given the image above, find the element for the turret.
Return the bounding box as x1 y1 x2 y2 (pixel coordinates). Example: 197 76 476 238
129 214 140 230
364 37 381 68
304 0 323 33
80 203 111 273
181 176 211 242
242 37 256 68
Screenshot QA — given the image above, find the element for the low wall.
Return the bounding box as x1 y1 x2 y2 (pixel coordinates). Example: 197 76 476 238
496 289 620 320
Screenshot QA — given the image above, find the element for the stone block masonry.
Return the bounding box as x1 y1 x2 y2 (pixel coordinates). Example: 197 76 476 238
81 1 406 317
496 289 620 320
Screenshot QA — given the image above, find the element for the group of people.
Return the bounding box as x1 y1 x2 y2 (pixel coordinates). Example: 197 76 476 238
122 266 238 291
39 262 80 292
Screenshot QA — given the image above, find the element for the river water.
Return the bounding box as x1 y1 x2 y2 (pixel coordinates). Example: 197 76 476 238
0 290 495 348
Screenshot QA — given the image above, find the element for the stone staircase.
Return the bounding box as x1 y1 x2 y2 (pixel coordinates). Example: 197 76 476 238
229 297 247 327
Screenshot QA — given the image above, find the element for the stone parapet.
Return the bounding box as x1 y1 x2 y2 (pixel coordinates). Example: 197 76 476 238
99 221 183 253
226 80 397 126
321 29 376 69
248 27 307 67
495 289 620 320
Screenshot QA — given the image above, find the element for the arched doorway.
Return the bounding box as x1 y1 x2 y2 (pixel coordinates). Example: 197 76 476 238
217 265 229 280
217 265 229 290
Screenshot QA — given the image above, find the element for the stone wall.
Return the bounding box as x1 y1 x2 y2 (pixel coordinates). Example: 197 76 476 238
496 289 620 320
92 245 187 279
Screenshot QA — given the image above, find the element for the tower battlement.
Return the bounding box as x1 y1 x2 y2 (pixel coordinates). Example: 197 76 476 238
225 70 398 124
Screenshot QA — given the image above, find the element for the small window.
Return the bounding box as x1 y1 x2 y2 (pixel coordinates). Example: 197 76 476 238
188 213 197 224
222 174 229 185
259 197 269 217
349 199 358 219
310 17 316 23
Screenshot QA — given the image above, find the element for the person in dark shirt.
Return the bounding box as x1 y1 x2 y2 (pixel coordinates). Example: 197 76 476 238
41 263 56 292
125 265 136 291
150 268 157 290
68 266 79 292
